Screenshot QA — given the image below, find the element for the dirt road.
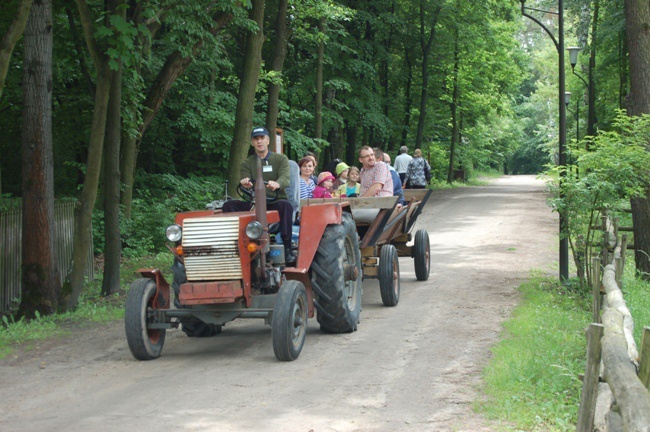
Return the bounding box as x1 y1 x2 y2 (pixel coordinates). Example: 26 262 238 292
0 175 557 432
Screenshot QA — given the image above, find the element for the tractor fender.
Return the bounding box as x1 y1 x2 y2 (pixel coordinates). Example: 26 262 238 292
294 203 343 269
136 268 171 309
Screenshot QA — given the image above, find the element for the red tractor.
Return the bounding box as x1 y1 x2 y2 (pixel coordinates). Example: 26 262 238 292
125 159 362 361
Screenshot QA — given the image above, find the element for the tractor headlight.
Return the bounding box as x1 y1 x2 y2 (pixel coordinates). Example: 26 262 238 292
166 224 182 242
245 221 264 240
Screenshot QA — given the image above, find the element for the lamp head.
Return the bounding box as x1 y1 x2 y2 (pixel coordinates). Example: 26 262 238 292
567 47 581 68
565 92 572 107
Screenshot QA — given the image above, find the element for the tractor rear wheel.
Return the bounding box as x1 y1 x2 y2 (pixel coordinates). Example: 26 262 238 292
414 229 430 281
171 259 222 337
272 280 308 361
379 244 400 307
311 213 362 333
125 278 166 360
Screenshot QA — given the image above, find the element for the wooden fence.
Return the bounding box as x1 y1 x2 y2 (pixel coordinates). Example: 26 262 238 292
577 227 650 432
0 201 94 313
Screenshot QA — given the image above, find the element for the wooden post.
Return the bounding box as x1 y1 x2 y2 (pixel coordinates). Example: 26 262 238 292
640 327 650 389
592 257 601 324
615 254 623 288
601 214 609 266
577 323 604 432
621 234 628 277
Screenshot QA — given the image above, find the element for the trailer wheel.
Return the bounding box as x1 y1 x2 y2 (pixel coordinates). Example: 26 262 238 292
311 213 362 333
379 244 400 307
272 280 308 361
171 259 222 337
125 278 165 360
414 229 430 281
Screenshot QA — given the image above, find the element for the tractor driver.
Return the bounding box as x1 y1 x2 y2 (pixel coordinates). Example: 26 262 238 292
222 127 296 263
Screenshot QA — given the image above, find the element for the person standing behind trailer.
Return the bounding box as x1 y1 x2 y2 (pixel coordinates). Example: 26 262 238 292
403 148 431 189
393 145 412 185
222 126 296 263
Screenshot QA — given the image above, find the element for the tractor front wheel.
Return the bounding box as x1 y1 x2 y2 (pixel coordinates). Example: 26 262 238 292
414 229 430 281
125 278 166 360
379 244 400 307
272 280 308 361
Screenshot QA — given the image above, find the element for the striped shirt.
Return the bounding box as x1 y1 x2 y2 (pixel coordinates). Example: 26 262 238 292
299 177 315 199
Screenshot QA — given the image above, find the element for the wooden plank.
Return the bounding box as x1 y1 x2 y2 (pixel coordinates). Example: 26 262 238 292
592 257 601 323
601 264 650 431
601 310 650 432
300 196 398 209
639 327 650 389
402 188 430 203
576 323 604 432
405 188 432 233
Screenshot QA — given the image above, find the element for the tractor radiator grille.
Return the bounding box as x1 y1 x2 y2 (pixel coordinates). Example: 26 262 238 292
182 217 242 281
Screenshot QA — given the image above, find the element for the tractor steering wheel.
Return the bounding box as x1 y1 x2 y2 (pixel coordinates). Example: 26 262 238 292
236 180 279 204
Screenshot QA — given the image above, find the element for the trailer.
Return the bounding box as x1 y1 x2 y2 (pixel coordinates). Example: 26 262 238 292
300 188 433 306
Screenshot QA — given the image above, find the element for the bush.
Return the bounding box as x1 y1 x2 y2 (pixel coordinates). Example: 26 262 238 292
91 173 227 257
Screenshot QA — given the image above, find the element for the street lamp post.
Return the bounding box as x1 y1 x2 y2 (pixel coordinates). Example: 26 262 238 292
567 46 593 148
520 0 569 282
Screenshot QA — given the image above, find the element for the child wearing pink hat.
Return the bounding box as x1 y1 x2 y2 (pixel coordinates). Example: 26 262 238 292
313 171 336 198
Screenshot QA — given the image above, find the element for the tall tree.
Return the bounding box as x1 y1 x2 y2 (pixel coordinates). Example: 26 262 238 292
120 5 236 218
265 0 290 151
227 0 265 196
18 0 60 317
0 0 32 100
101 0 125 297
447 29 460 184
314 15 325 145
624 0 650 278
62 0 115 310
414 1 442 148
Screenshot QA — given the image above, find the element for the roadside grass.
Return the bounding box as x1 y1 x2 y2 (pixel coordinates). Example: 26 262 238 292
0 252 173 359
478 274 590 431
480 258 650 431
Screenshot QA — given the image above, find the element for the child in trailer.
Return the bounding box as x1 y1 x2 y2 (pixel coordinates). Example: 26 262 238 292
332 162 350 189
313 171 336 198
339 166 360 197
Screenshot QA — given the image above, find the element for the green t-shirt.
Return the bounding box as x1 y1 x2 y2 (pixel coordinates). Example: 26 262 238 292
240 151 290 200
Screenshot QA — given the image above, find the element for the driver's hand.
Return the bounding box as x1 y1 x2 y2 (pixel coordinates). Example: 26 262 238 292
240 178 253 188
266 180 280 191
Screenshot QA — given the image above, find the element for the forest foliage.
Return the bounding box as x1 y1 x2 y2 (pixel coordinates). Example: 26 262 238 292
0 0 646 284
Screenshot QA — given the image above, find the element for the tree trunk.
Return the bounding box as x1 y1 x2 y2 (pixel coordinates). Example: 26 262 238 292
624 0 650 279
0 0 33 100
226 0 265 197
447 32 460 184
586 0 598 138
314 16 325 144
120 12 234 217
265 0 290 151
101 6 124 297
18 0 60 318
62 0 113 310
414 3 441 148
400 47 413 149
